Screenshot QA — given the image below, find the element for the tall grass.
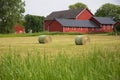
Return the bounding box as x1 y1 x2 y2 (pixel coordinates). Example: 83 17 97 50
0 47 120 80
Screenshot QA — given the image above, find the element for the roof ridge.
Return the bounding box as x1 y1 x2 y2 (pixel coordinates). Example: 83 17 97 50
56 18 89 21
45 8 85 20
52 8 85 13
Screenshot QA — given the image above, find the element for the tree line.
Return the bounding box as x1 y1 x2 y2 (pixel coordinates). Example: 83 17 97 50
0 1 120 34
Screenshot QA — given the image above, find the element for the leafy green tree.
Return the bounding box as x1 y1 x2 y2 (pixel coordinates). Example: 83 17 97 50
116 25 120 32
0 0 25 33
69 2 88 10
95 3 120 21
24 14 44 33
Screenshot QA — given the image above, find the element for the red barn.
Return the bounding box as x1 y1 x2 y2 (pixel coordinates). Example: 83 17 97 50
44 8 115 33
90 17 115 32
14 25 24 34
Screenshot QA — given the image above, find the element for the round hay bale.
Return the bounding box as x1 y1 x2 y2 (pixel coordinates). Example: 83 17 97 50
75 35 90 45
38 35 52 44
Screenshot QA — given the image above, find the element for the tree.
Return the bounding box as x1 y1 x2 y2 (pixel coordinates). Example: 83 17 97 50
114 22 120 32
69 2 88 10
24 14 44 33
0 0 25 33
116 25 120 32
95 3 120 21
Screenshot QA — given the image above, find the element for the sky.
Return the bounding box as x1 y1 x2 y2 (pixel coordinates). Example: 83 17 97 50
24 0 120 17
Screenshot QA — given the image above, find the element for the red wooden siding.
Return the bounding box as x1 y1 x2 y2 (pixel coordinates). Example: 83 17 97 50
44 20 54 31
90 17 113 32
14 25 24 34
49 21 63 32
76 9 93 20
63 26 113 33
45 21 113 33
100 24 113 32
63 27 102 33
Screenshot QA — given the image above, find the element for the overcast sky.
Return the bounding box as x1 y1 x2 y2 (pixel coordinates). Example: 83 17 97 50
24 0 120 17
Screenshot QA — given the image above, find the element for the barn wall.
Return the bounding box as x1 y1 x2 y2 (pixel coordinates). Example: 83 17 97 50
14 25 24 34
76 9 93 20
63 27 100 33
49 21 63 32
44 20 54 31
100 24 113 32
45 21 113 33
90 18 113 32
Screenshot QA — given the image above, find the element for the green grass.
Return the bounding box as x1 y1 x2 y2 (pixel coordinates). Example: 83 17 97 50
0 46 120 80
0 31 119 38
0 32 82 38
108 32 120 35
0 34 120 80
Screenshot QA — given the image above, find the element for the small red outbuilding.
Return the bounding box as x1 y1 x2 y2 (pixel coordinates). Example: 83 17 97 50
14 24 24 34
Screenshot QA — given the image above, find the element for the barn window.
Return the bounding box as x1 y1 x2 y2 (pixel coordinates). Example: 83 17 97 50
65 27 66 30
92 28 94 31
86 28 88 31
66 27 67 30
112 26 113 29
72 27 74 30
80 27 82 30
108 27 110 30
104 24 106 27
96 28 99 31
104 27 106 30
67 27 69 30
74 27 76 30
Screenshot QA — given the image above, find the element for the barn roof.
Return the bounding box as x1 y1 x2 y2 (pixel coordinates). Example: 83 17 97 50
93 17 115 24
56 19 99 28
114 21 120 26
45 8 85 20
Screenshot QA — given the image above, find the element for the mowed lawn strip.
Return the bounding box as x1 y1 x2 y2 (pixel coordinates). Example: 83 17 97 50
0 34 120 55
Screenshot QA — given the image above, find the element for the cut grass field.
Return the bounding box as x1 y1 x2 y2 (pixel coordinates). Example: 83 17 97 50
0 34 120 55
0 34 120 80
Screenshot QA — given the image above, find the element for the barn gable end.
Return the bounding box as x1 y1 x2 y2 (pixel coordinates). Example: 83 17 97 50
76 8 93 20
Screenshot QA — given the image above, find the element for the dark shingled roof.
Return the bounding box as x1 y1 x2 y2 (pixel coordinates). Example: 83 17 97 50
56 19 99 28
94 17 115 24
45 8 84 20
